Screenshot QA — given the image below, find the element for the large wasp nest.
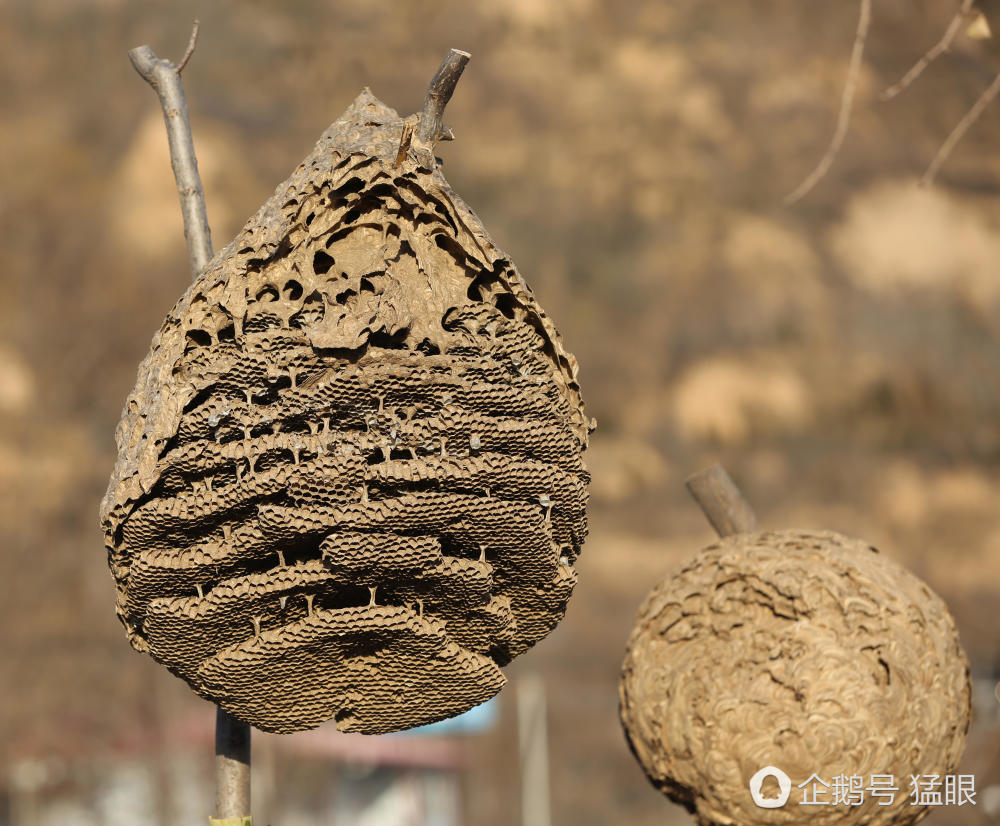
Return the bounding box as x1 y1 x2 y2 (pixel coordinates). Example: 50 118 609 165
619 529 970 826
100 88 591 734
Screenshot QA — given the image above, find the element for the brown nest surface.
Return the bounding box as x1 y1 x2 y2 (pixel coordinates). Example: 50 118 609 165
100 90 591 734
619 529 970 826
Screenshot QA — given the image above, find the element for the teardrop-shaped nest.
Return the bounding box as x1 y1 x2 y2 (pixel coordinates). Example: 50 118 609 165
619 529 971 826
100 90 592 734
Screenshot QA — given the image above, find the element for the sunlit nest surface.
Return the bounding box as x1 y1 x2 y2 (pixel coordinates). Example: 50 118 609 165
100 90 592 734
619 529 970 826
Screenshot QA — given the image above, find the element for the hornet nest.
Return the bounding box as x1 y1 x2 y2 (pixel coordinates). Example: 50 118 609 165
101 56 592 735
619 468 970 826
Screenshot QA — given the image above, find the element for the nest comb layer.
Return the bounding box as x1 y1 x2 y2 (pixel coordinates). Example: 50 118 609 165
619 530 970 826
100 90 591 734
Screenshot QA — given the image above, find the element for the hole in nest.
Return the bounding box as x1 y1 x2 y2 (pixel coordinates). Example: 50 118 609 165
489 644 513 667
415 338 440 356
466 269 498 302
495 293 519 320
305 212 315 226
185 328 212 347
434 232 467 264
267 374 292 393
283 280 303 301
317 583 372 612
255 285 279 303
328 176 365 205
359 277 376 293
368 329 409 350
365 448 386 465
181 385 216 414
312 250 335 275
217 324 236 342
389 448 414 461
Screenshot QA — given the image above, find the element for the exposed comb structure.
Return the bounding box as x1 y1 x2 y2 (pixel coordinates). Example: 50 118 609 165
100 89 592 734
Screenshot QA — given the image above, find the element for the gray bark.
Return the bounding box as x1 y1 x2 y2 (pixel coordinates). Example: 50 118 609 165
127 26 213 278
685 464 758 537
417 48 471 144
127 23 251 822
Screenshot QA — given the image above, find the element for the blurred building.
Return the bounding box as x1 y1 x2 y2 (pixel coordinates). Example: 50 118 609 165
2 700 498 826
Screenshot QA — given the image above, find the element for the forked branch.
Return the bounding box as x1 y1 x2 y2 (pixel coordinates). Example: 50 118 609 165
882 0 976 101
880 0 998 185
128 22 250 823
128 20 213 277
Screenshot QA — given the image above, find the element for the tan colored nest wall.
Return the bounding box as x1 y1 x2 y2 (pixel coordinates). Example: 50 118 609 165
100 91 592 734
619 529 970 826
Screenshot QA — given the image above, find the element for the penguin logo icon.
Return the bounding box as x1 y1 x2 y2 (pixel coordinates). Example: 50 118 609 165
749 766 791 808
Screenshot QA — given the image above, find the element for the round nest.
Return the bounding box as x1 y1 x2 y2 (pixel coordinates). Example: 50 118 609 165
619 529 970 826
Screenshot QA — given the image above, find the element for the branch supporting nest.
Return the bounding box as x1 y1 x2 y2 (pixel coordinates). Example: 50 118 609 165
784 0 872 205
417 48 472 145
685 464 759 538
128 21 251 822
128 20 213 277
214 707 251 821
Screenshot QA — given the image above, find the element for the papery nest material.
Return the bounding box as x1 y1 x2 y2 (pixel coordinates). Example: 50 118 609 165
619 528 971 826
101 81 592 734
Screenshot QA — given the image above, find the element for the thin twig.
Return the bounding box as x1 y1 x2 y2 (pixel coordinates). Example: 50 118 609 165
128 32 213 277
923 68 1000 185
394 122 414 168
685 464 758 538
176 20 200 75
882 0 975 101
417 48 471 144
784 0 872 205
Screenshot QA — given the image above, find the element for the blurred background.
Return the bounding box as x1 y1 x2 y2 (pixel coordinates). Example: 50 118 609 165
2 0 1000 823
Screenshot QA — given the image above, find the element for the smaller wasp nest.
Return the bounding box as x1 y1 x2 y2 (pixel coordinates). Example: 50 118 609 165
101 79 591 734
619 530 970 826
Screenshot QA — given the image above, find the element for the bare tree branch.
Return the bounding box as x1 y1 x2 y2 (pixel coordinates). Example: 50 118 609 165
214 707 251 822
685 464 759 538
784 0 872 205
176 20 201 75
128 25 250 823
417 48 471 144
128 26 213 278
923 67 1000 185
882 0 975 101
